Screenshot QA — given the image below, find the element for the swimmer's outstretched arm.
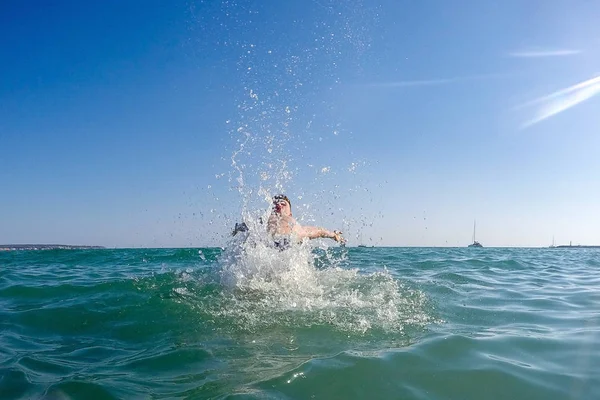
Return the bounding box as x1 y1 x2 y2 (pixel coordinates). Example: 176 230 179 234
294 225 346 243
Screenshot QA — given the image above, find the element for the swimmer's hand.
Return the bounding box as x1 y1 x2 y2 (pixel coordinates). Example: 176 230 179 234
232 222 249 236
333 230 346 244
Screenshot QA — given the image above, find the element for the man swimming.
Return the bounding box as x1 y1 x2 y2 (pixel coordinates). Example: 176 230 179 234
267 194 345 248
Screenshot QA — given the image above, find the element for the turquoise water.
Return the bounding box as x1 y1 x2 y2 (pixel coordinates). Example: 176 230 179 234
1 247 598 399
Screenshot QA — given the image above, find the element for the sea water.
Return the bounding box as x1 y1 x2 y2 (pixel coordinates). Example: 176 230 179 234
1 246 598 399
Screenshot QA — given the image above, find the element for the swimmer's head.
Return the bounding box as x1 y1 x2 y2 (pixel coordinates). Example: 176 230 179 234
273 194 291 207
272 194 292 215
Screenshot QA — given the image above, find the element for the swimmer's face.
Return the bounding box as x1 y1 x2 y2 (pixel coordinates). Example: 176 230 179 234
273 199 291 215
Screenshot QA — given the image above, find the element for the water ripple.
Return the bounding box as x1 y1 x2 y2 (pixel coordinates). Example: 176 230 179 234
1 247 599 398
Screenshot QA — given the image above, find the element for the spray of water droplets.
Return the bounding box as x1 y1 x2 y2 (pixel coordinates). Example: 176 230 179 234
181 1 434 335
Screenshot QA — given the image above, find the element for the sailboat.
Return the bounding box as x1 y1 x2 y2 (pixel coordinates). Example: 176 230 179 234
357 231 367 248
468 220 483 247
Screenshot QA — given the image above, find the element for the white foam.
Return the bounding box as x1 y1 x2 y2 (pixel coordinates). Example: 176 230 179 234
215 231 433 334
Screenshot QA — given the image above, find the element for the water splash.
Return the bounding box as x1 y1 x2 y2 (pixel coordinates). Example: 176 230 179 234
211 233 433 334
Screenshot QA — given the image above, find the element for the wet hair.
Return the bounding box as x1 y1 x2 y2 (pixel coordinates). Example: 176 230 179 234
273 194 291 207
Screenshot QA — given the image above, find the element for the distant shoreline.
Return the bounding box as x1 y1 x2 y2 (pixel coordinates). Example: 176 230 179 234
553 245 600 249
0 244 105 251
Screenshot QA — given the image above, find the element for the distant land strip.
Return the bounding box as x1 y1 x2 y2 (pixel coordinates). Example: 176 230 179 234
0 244 105 251
554 245 600 249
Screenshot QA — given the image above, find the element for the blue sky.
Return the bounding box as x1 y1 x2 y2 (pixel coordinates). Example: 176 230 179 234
1 0 599 247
